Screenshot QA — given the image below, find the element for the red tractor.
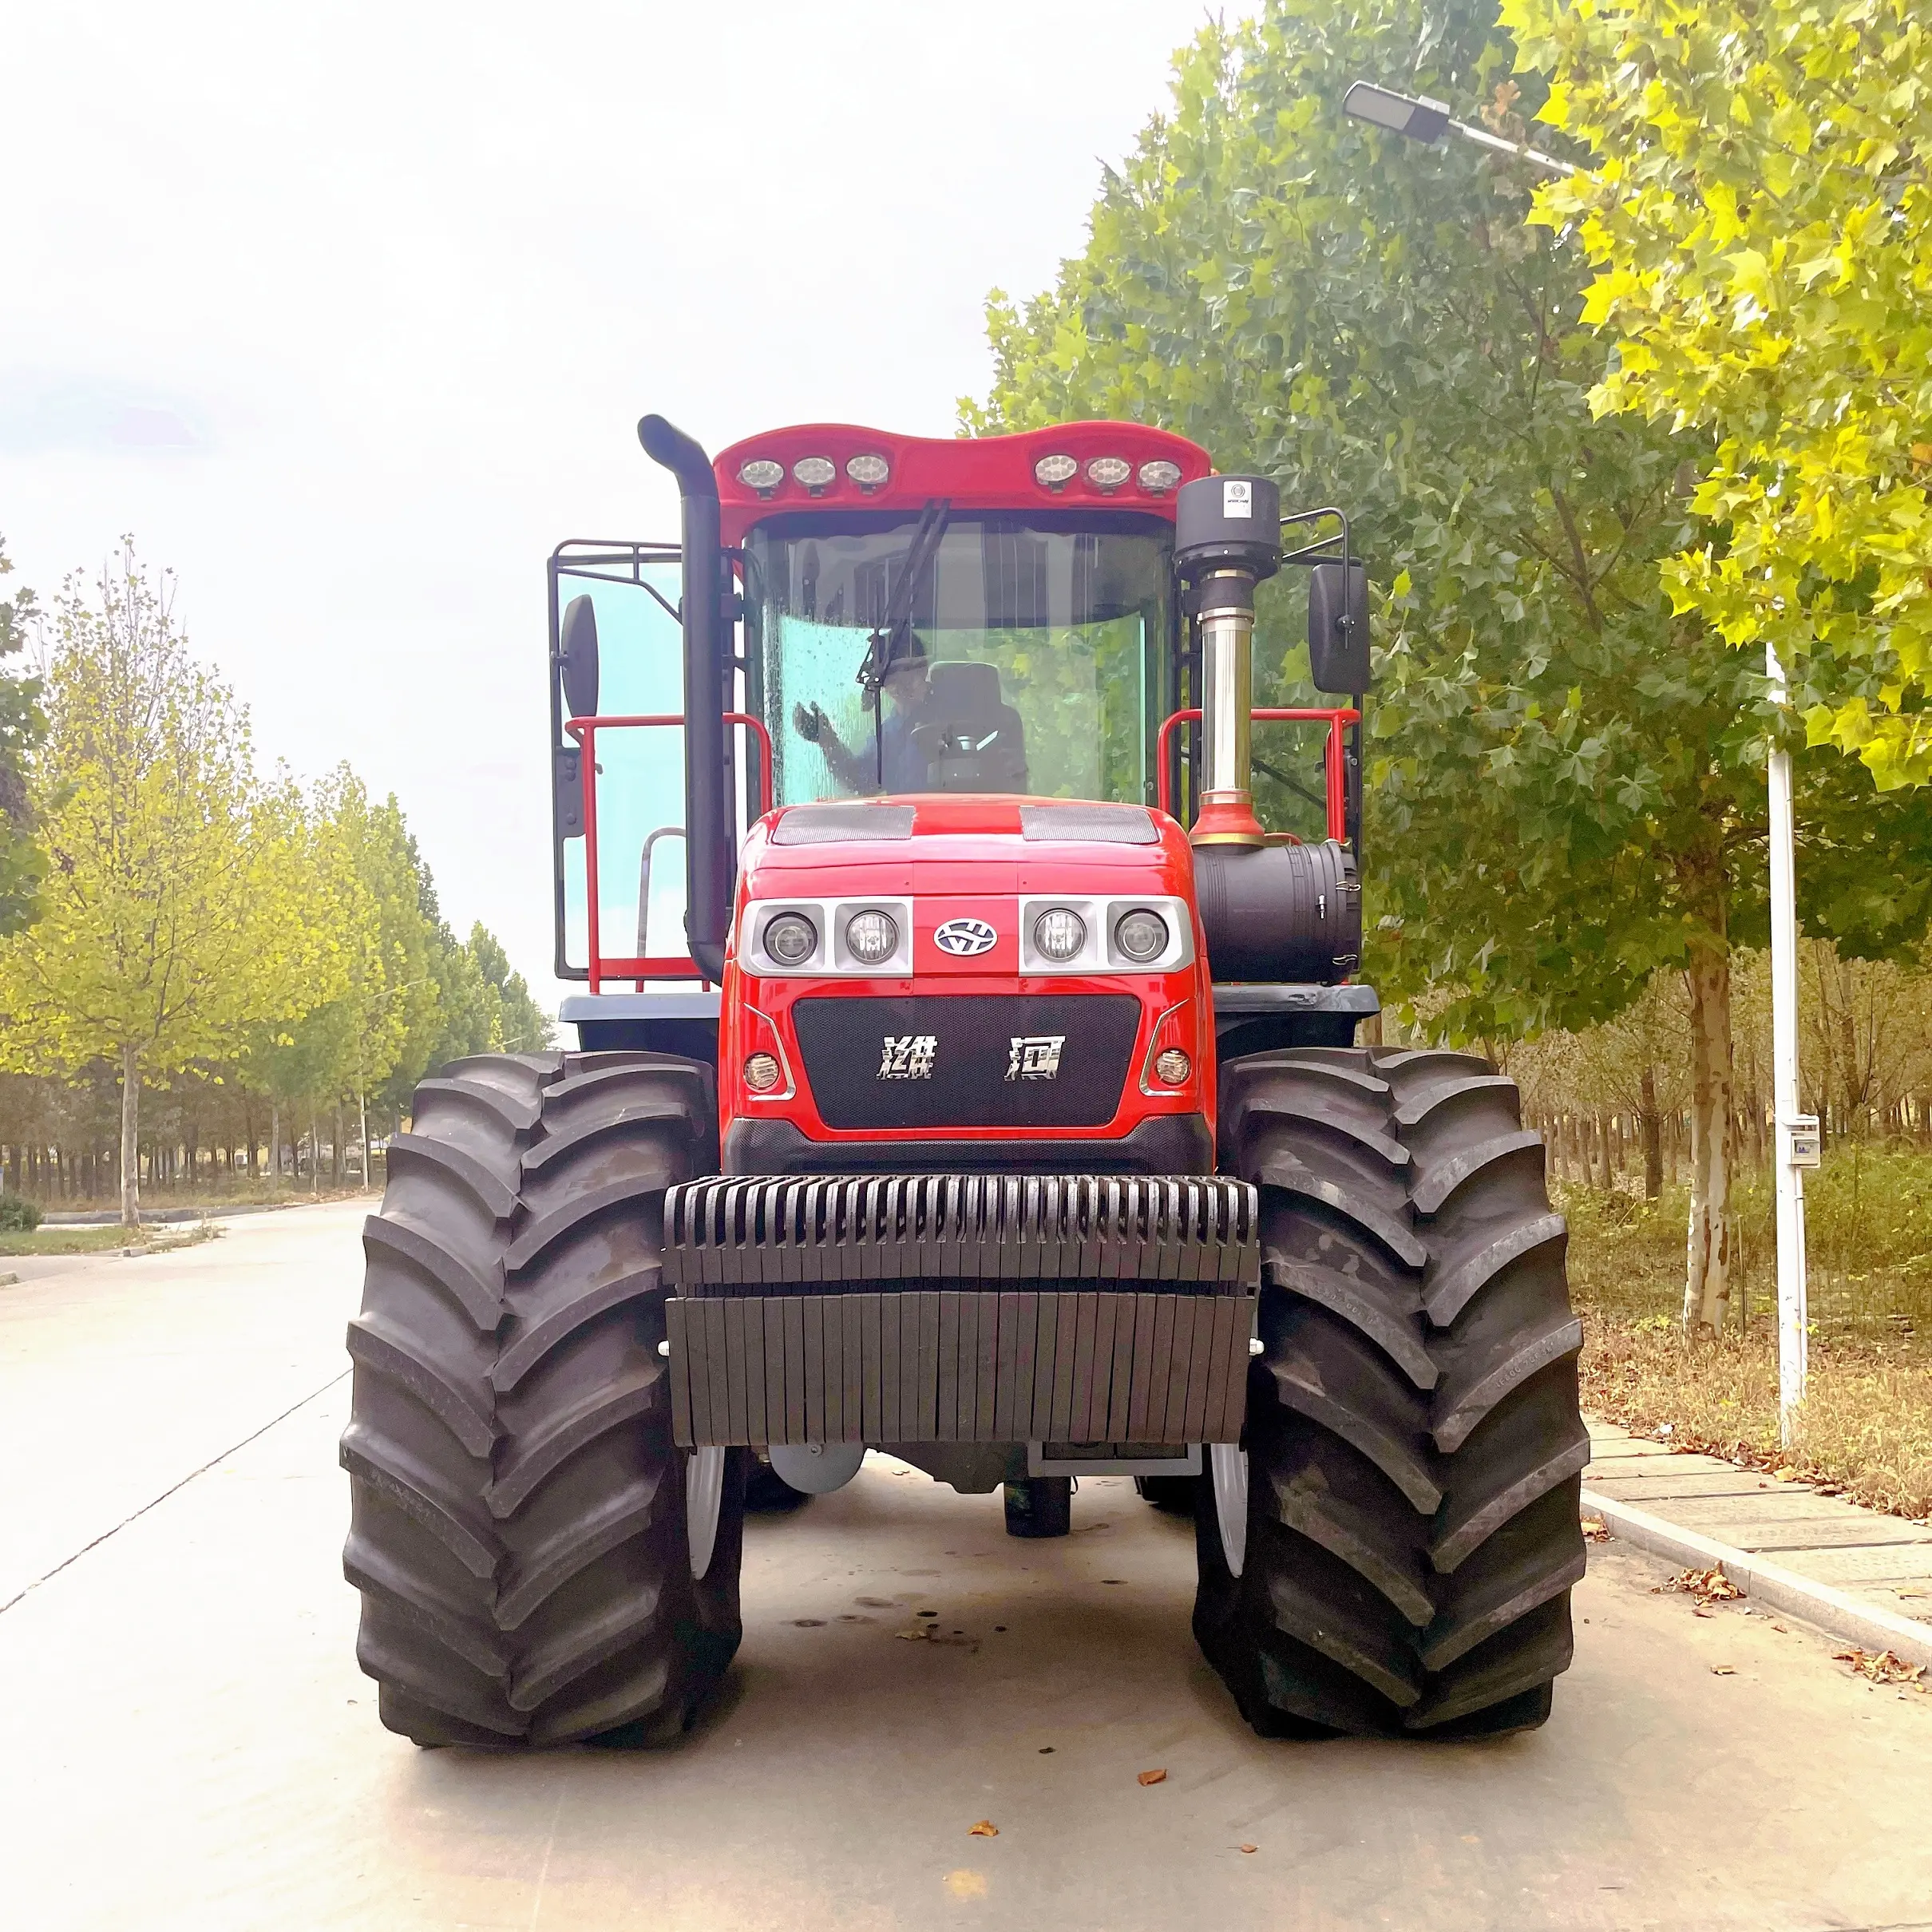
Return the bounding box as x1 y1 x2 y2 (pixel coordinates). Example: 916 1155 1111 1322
342 415 1586 1748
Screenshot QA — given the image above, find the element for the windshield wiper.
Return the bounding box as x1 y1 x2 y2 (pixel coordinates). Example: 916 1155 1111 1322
857 497 951 790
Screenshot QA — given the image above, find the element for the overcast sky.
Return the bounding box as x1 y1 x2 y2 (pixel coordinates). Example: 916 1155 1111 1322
4 0 1219 1012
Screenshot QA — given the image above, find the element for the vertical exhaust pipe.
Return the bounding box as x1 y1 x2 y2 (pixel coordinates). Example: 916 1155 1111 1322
639 414 730 981
1174 474 1281 847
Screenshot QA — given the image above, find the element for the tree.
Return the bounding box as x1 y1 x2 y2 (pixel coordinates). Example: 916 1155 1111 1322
1506 0 1932 790
966 0 1932 1330
0 546 329 1224
0 536 46 936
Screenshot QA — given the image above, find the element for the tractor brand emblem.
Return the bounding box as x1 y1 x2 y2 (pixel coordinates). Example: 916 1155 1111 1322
878 1035 937 1080
1006 1035 1065 1082
934 917 997 957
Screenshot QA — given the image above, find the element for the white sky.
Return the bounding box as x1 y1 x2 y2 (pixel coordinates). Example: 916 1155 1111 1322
4 0 1218 1012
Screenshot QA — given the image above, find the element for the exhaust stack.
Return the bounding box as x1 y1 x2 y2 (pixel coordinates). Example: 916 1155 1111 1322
1174 474 1281 848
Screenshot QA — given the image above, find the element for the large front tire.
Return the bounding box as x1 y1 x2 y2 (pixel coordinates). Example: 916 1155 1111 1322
1197 1047 1587 1738
340 1051 744 1748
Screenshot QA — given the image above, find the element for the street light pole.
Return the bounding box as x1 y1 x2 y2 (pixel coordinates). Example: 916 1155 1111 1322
1765 644 1815 1443
1344 75 1813 1437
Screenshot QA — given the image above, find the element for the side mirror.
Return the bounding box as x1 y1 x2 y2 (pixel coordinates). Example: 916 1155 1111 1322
1308 560 1370 694
559 595 600 719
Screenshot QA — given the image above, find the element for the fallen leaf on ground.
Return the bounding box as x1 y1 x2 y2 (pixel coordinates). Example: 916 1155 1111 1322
1239 1844 1258 1855
1582 1517 1609 1542
1711 1665 1736 1676
895 1626 931 1641
968 1820 999 1837
1666 1566 1743 1607
1832 1648 1928 1691
1138 1768 1167 1786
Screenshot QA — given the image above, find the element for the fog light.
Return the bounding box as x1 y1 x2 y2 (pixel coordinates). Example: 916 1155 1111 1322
792 455 836 492
737 457 784 493
1085 455 1131 490
1138 458 1182 493
1114 908 1170 963
744 1052 782 1093
845 908 899 964
1034 453 1078 489
845 453 890 489
1155 1047 1192 1086
764 912 818 966
1033 907 1087 963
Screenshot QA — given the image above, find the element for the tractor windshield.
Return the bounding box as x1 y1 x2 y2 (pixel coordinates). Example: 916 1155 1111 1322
743 511 1173 807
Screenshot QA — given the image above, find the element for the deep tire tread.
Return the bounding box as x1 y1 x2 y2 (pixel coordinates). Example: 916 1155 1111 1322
341 1050 741 1748
1197 1043 1585 1740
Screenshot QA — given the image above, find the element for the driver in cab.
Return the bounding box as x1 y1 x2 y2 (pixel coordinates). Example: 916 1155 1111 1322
791 633 932 795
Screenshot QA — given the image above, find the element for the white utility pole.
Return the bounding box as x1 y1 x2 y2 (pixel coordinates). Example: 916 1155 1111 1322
1766 643 1816 1445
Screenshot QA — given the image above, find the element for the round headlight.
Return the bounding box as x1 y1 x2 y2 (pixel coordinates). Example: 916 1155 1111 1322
1032 907 1087 963
744 1052 782 1092
1034 453 1078 489
1085 455 1131 490
737 457 784 493
792 455 836 492
1114 908 1170 964
845 453 890 489
1154 1047 1192 1087
844 908 899 965
763 911 818 966
1138 458 1182 493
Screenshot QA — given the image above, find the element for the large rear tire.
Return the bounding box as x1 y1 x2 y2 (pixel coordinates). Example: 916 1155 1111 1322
340 1051 745 1748
1196 1046 1586 1738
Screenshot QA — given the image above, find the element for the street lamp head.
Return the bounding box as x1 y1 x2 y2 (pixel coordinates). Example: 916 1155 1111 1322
1341 81 1451 145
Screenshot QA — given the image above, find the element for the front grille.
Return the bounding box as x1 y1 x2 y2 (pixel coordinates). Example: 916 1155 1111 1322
791 993 1140 1130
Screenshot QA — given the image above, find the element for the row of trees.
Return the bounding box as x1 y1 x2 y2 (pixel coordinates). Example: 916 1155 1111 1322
0 540 547 1222
968 0 1931 1332
1514 942 1932 1202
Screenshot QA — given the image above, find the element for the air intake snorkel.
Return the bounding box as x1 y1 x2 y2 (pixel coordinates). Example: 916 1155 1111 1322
639 414 730 982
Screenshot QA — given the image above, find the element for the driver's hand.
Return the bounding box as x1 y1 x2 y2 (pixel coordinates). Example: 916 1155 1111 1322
792 701 824 743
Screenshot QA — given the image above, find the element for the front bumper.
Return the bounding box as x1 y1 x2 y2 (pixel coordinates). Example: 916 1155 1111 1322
723 1112 1212 1176
661 1172 1258 1451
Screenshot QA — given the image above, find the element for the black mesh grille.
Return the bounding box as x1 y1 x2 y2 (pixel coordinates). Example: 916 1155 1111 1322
792 993 1140 1129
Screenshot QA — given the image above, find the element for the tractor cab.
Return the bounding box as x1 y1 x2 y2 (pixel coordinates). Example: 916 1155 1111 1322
545 418 1372 1081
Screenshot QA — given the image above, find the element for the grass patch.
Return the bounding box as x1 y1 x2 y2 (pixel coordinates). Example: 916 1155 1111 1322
1563 1145 1932 1520
0 1223 220 1257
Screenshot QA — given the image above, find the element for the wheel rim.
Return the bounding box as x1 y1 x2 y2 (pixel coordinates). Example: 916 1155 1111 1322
686 1447 726 1579
1210 1442 1248 1578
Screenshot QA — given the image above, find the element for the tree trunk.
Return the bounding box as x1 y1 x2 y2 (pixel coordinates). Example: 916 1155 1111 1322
1594 1113 1613 1194
270 1103 280 1180
119 1043 141 1229
311 1107 321 1198
1683 944 1736 1334
358 1089 370 1194
1640 1065 1663 1200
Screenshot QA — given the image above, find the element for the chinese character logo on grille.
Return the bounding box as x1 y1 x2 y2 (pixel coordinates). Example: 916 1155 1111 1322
1006 1034 1065 1082
878 1034 938 1080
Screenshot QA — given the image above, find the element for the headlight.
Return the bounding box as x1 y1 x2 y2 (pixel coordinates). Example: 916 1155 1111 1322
1032 907 1087 963
763 912 818 967
744 1052 782 1092
1154 1048 1192 1086
844 908 899 965
1113 909 1169 964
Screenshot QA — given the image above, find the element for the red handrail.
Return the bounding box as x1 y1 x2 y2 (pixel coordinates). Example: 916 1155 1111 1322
1156 707 1359 845
564 711 774 992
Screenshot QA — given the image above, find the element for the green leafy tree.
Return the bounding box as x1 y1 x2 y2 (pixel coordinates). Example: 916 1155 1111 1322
0 536 46 935
0 546 330 1223
1506 0 1932 790
966 0 1932 1330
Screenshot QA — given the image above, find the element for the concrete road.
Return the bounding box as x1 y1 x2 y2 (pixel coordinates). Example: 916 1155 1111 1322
3 1206 1930 1932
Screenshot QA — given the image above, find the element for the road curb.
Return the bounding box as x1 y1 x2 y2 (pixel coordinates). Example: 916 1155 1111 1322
1582 1487 1932 1669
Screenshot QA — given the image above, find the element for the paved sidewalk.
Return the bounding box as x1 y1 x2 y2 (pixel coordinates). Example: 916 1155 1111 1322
1583 1418 1932 1651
